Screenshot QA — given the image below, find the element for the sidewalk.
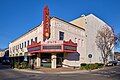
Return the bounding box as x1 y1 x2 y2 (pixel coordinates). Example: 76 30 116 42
13 67 90 74
13 66 119 74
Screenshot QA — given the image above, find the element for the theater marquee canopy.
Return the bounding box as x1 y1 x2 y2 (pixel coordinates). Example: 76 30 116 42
27 40 77 54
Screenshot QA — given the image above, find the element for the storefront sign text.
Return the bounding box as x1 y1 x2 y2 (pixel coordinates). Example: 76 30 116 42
28 46 40 52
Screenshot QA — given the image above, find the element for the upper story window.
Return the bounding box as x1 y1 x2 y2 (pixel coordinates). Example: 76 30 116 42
31 39 33 44
35 37 37 43
18 45 19 49
15 46 17 50
16 45 18 50
59 31 64 40
24 42 26 47
28 40 29 46
22 43 23 48
75 38 77 42
20 44 21 49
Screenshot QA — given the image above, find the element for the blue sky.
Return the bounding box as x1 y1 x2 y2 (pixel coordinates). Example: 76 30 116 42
0 0 120 51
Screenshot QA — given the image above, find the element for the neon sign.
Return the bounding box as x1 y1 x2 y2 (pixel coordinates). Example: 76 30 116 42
43 5 50 39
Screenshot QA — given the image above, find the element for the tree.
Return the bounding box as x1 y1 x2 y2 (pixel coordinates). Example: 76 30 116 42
114 33 120 49
96 25 117 66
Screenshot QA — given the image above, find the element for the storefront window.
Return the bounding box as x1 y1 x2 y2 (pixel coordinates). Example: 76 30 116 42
41 53 51 67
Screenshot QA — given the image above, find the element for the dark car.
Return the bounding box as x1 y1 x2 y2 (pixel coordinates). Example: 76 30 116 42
107 60 118 66
2 60 10 65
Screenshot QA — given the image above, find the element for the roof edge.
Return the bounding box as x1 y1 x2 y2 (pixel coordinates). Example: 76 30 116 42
51 16 85 30
10 24 41 43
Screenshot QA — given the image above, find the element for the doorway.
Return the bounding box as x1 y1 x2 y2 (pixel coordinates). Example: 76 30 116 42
57 53 63 67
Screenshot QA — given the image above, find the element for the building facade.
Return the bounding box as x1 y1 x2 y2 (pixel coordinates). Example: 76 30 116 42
9 16 86 68
9 7 114 69
0 50 5 62
0 48 9 62
71 14 114 63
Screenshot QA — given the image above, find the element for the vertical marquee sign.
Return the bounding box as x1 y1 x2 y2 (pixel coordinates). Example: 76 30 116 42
43 5 50 40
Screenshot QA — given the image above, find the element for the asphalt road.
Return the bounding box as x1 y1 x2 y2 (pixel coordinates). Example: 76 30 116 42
90 65 120 80
0 63 119 80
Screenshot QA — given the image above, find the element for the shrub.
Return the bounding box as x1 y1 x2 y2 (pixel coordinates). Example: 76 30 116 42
81 63 87 66
98 63 104 68
27 63 31 69
80 63 87 70
80 63 103 70
21 62 27 69
14 62 20 68
94 63 99 68
85 64 90 70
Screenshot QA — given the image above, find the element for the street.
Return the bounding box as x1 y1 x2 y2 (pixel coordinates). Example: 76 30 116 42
0 63 120 80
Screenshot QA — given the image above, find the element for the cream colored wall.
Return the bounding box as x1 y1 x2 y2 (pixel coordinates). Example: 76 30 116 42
9 17 86 67
70 14 114 64
70 15 86 29
9 24 43 57
85 14 104 63
49 17 86 67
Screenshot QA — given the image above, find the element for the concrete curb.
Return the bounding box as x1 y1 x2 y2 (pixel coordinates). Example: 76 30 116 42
13 66 115 74
13 68 44 74
13 68 92 74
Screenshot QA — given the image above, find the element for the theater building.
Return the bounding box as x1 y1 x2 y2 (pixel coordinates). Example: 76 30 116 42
9 17 85 69
9 6 114 69
9 6 86 68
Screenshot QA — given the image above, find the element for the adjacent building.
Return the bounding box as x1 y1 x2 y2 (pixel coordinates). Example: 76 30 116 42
0 48 9 62
70 14 114 63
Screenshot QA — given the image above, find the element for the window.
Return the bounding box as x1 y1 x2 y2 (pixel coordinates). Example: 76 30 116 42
25 42 26 47
59 31 64 40
20 44 21 49
75 38 77 42
22 43 23 48
16 45 18 49
28 40 29 46
31 39 33 44
35 37 37 43
18 45 19 49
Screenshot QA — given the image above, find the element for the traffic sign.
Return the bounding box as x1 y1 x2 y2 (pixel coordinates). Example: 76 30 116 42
88 54 92 58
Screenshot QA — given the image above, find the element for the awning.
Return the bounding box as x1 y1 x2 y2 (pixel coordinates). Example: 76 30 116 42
27 39 77 54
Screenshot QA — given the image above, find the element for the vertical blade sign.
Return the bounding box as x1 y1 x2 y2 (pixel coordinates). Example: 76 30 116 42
43 5 50 39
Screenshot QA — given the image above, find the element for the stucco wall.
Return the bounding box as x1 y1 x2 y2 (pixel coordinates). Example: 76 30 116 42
9 24 43 57
49 17 86 67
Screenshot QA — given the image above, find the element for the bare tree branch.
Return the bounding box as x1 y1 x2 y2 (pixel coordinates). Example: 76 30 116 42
96 25 115 66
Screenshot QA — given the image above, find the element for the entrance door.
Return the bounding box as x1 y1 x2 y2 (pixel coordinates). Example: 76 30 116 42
57 53 63 67
31 54 37 67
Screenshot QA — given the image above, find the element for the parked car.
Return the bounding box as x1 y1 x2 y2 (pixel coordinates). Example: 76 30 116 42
107 60 118 66
2 60 10 65
117 60 120 65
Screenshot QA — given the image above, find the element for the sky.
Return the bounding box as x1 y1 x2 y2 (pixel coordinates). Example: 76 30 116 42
0 0 120 51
